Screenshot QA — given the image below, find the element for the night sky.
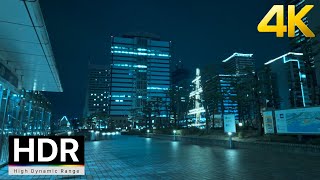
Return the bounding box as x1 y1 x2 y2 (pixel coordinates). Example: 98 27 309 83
39 0 288 119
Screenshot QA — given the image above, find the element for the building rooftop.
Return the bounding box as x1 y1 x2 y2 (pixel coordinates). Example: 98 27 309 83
264 52 303 65
222 52 253 63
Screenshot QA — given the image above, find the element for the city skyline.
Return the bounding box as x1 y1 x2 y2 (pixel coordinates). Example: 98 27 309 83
39 0 288 118
1 0 320 178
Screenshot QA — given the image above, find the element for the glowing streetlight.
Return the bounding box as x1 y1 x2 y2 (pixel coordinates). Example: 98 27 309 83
239 122 243 127
173 130 177 141
227 132 233 148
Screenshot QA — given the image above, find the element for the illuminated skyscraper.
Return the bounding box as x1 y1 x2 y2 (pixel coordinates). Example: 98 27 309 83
264 52 311 109
285 0 320 105
222 52 255 74
109 33 171 128
84 64 109 117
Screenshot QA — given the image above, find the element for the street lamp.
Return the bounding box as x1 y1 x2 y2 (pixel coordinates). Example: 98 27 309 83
239 122 243 127
147 129 150 138
173 130 177 141
228 132 233 149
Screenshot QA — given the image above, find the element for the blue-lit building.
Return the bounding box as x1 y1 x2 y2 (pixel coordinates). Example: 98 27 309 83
208 74 239 126
109 33 171 129
264 52 311 109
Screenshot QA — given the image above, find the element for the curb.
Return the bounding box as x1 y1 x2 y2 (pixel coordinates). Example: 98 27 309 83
147 134 320 154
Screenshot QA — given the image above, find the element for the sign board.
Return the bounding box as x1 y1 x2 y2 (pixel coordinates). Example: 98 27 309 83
275 107 320 134
263 111 274 134
224 114 236 133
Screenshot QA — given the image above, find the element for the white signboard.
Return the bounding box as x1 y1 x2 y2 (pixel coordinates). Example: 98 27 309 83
275 107 320 134
224 114 236 133
263 111 274 134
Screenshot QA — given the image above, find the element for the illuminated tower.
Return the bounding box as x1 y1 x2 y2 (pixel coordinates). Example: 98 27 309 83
285 0 320 105
264 52 311 108
109 33 171 128
188 68 205 126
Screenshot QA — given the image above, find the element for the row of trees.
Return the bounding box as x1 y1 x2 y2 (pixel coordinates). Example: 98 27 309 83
199 66 280 135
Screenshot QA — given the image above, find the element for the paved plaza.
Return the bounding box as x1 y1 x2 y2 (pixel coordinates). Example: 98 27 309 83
1 135 320 179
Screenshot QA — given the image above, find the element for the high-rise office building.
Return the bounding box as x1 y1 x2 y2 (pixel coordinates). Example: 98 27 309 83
84 64 109 117
219 53 256 123
285 0 320 105
264 52 311 109
216 74 238 121
222 52 255 74
171 60 192 127
109 33 171 128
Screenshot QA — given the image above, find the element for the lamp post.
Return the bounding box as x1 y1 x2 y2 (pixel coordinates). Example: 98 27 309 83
147 129 150 138
173 130 177 141
95 131 99 141
228 132 233 149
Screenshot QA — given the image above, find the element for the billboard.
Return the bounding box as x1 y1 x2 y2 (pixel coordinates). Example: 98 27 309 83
275 107 320 134
224 114 236 133
263 111 274 134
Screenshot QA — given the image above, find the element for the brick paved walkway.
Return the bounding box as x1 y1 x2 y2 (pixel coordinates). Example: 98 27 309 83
0 135 320 179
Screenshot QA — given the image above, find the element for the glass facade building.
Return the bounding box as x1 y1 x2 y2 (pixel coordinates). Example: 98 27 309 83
0 1 62 165
207 74 239 127
109 33 171 128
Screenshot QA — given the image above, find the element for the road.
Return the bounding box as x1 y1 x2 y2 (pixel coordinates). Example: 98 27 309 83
1 135 320 179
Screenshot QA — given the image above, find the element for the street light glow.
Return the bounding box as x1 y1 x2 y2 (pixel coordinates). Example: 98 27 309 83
239 122 243 127
228 132 232 136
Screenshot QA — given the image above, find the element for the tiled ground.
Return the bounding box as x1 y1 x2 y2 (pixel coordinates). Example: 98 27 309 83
0 135 320 179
